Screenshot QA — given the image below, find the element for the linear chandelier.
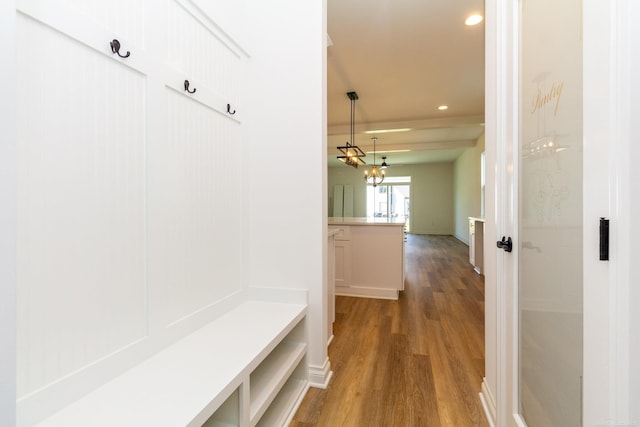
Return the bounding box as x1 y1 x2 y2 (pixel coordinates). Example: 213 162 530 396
364 136 385 187
337 91 366 168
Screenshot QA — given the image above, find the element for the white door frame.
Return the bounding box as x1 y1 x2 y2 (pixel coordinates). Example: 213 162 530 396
484 0 640 426
0 1 17 426
483 0 519 425
582 1 639 424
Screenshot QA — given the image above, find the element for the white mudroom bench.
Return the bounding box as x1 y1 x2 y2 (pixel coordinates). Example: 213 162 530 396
34 300 309 427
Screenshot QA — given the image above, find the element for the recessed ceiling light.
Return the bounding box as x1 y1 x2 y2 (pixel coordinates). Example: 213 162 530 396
438 105 449 110
465 14 483 26
364 128 412 134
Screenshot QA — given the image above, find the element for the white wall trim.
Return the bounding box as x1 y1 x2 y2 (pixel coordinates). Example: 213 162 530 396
307 357 333 389
335 287 399 300
479 378 497 427
512 414 528 427
327 334 334 347
453 233 468 245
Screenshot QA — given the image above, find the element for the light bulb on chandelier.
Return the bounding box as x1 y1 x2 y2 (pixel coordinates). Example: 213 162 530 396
364 136 385 187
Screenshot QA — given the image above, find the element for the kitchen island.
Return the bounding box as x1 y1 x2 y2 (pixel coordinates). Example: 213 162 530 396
328 217 405 300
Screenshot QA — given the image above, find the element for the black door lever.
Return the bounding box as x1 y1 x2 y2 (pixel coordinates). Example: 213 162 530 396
496 236 513 252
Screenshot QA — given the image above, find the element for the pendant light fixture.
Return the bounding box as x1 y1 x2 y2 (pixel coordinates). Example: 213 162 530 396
337 91 366 168
364 136 385 187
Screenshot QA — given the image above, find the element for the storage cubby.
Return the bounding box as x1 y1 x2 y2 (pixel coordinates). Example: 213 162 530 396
202 388 240 427
249 320 307 425
254 358 307 427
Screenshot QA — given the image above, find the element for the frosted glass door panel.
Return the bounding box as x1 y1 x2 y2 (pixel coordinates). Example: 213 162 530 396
519 0 583 425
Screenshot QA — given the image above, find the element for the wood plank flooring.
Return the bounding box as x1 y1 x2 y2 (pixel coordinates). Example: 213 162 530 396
290 234 488 427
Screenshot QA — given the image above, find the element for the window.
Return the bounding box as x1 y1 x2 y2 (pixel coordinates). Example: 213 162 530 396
366 176 411 231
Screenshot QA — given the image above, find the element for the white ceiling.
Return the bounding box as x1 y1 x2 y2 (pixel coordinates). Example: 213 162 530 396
327 0 485 167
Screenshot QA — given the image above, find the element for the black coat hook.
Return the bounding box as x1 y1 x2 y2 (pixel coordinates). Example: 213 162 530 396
227 104 236 115
184 80 196 94
110 39 130 58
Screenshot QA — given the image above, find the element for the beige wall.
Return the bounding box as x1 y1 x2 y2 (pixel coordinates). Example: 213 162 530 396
453 134 485 243
328 162 455 235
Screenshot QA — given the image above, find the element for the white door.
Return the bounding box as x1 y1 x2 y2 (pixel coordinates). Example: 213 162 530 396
489 0 640 426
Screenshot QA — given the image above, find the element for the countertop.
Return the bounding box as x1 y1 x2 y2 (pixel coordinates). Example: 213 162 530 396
328 217 406 226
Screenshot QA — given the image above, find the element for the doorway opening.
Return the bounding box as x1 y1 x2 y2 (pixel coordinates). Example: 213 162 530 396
366 176 411 232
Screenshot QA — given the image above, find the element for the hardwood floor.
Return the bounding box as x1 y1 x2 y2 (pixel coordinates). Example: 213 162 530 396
290 234 489 427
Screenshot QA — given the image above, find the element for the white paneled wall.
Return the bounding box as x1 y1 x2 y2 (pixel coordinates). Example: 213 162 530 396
5 0 328 425
155 89 242 327
166 0 242 101
16 12 148 396
15 0 249 423
64 0 146 47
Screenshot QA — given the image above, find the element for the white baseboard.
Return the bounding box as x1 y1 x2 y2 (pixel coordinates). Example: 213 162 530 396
335 286 399 300
479 378 497 427
513 414 528 427
307 357 333 389
453 233 469 245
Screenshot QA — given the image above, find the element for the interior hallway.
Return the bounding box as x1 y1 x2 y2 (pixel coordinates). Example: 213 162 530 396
291 234 489 427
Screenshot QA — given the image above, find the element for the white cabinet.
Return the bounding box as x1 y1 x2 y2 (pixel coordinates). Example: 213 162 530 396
327 231 337 345
334 231 352 289
469 217 485 274
469 219 477 266
329 219 405 300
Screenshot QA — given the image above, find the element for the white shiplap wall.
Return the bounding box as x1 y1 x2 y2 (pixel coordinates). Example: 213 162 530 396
15 1 249 424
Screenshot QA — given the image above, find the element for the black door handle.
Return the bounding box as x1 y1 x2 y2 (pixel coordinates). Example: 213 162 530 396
600 217 609 260
496 236 513 252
